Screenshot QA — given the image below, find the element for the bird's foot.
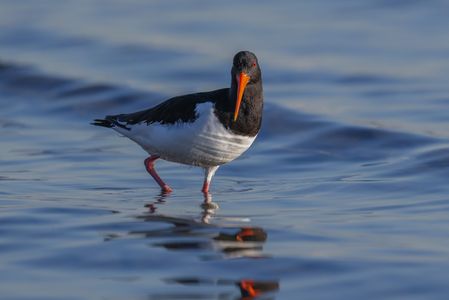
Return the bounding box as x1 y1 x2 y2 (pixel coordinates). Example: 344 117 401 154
161 185 173 193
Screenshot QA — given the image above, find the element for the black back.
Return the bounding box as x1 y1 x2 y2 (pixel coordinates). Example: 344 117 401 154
115 89 228 125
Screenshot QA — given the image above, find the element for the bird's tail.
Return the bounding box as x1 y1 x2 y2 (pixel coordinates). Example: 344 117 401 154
91 115 131 131
91 118 115 128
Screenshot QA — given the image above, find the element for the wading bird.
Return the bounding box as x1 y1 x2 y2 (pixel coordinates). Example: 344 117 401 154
93 51 263 193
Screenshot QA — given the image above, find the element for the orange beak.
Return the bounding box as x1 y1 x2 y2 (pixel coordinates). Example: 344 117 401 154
234 72 250 122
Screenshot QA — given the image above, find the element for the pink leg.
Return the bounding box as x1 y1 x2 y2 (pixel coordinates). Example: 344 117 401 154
144 156 173 193
202 166 219 193
201 180 210 194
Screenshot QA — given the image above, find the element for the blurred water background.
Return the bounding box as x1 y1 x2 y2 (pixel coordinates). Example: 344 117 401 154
1 0 449 299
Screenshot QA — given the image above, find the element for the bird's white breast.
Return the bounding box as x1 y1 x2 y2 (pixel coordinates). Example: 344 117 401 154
115 102 256 167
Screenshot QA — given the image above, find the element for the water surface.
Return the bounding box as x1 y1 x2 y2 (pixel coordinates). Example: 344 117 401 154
1 1 449 299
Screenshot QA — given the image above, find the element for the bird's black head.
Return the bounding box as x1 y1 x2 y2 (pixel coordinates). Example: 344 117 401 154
231 51 262 121
232 51 261 84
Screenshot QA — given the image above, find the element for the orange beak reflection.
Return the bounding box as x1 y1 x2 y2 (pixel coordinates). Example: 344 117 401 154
234 72 250 122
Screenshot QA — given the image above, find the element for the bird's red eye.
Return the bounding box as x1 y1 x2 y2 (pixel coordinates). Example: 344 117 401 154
252 63 256 67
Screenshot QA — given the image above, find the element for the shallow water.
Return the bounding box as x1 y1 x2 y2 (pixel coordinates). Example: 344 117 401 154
1 1 449 299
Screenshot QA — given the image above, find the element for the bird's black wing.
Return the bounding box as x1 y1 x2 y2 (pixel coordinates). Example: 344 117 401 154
92 88 229 128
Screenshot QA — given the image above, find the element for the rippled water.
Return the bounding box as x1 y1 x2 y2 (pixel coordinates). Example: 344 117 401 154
1 1 449 299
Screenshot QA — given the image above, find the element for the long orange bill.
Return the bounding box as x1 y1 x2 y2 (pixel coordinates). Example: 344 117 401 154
234 72 250 122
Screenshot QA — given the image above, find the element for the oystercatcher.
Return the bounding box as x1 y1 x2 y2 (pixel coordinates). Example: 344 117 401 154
92 51 263 193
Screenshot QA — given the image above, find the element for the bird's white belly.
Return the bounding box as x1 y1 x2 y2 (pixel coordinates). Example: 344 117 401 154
116 103 256 167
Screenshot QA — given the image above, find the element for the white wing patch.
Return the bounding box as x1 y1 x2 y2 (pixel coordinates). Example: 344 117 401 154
113 102 256 167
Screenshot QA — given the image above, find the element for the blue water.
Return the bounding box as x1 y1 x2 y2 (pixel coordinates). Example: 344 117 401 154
1 1 449 299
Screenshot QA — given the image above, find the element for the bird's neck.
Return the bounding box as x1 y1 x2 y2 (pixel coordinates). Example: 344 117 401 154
221 81 263 137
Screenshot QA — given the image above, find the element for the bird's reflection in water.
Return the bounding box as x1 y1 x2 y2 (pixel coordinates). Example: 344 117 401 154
134 192 269 258
144 191 217 221
238 279 279 299
144 191 169 214
200 192 219 223
107 192 279 298
162 277 279 300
